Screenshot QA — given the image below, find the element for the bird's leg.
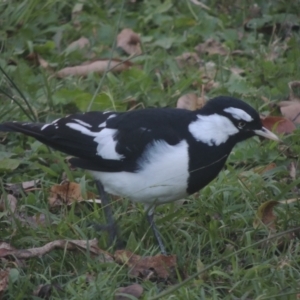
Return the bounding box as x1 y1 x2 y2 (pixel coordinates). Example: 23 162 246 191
95 180 119 246
146 212 167 255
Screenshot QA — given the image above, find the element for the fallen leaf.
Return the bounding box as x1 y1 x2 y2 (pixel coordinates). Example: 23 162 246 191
288 81 300 101
253 200 279 231
30 213 47 226
0 269 9 298
26 53 52 70
48 181 98 207
33 283 62 299
37 55 51 70
231 49 249 56
201 78 219 92
0 194 17 213
228 67 245 75
177 93 206 110
176 52 201 68
195 39 228 56
189 0 210 10
33 284 52 299
56 59 132 78
0 239 113 262
72 2 84 29
289 161 296 181
0 242 16 258
265 38 288 61
5 179 40 195
199 61 217 79
279 198 300 205
277 101 300 124
261 115 296 134
64 36 90 54
251 163 277 175
117 28 142 55
114 250 176 280
115 283 144 300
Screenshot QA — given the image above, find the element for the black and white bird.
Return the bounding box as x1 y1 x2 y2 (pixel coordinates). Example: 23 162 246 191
0 96 279 254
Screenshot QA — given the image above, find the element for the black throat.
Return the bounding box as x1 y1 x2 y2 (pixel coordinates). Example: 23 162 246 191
186 138 235 195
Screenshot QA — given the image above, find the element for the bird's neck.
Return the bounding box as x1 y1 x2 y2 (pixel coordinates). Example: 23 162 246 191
186 141 234 195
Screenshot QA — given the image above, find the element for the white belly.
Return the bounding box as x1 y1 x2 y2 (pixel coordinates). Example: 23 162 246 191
91 140 189 207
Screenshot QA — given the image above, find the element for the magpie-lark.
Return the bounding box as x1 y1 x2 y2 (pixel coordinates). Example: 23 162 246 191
0 96 279 254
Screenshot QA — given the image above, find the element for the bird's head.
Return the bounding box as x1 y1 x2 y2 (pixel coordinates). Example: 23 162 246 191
192 96 280 146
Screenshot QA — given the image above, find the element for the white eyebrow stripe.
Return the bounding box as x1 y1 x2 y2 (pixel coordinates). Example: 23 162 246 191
72 119 92 127
224 107 253 122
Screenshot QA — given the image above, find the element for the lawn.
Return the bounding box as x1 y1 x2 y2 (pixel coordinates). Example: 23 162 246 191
1 0 300 299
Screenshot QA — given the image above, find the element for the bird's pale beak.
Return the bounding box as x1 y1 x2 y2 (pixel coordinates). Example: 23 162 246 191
254 127 281 141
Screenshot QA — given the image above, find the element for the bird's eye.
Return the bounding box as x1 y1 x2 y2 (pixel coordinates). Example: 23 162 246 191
238 121 246 129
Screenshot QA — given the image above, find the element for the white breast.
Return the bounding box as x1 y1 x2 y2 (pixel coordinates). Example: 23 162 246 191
91 140 189 208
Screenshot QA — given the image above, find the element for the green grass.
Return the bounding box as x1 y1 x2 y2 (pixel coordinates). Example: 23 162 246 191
1 0 300 299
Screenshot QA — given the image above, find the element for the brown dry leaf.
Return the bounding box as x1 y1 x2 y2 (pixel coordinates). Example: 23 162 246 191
0 268 9 298
56 59 132 78
38 55 51 70
115 283 144 300
0 242 16 258
176 52 202 68
30 213 47 226
199 61 217 79
0 239 113 262
33 283 62 299
72 3 83 29
265 38 288 61
279 198 300 205
231 49 251 56
117 28 142 55
289 161 296 181
278 81 300 124
114 250 177 280
201 79 219 92
0 194 17 213
26 53 52 70
252 163 277 175
65 36 90 53
229 67 245 75
5 179 40 195
33 284 52 299
261 115 296 134
177 93 206 111
48 181 98 207
288 81 300 101
195 39 228 56
278 101 300 124
253 200 279 231
189 0 210 10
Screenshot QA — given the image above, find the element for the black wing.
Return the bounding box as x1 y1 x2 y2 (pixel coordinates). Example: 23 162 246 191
0 108 192 172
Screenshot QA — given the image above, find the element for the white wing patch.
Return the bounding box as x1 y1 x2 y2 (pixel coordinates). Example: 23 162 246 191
41 118 61 131
41 124 50 130
72 119 92 127
65 123 124 160
107 114 116 119
98 121 107 128
188 114 238 146
224 107 253 122
98 114 116 128
94 128 123 160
